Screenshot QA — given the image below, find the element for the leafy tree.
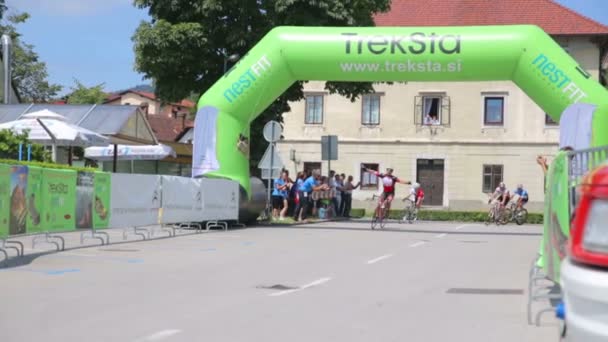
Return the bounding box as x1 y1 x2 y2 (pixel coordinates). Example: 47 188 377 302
0 129 49 162
1 12 62 102
67 79 107 104
132 0 391 171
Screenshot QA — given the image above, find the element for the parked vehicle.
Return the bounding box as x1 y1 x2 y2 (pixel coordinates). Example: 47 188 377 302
561 164 608 341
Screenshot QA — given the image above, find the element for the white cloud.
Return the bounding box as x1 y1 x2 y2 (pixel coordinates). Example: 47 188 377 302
8 0 133 16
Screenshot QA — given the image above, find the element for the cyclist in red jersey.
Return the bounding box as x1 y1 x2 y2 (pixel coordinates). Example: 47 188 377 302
366 167 411 211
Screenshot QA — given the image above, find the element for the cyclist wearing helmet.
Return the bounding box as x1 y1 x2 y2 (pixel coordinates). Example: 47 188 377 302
513 184 529 209
365 166 411 211
492 182 511 207
411 182 425 209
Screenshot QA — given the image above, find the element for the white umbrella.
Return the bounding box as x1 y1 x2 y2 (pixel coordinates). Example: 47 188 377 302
84 144 177 161
0 109 109 161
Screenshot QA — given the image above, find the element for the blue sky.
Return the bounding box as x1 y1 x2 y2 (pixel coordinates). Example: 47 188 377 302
5 0 608 96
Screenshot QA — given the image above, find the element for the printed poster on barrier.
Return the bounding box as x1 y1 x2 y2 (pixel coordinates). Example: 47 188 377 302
41 168 76 232
76 171 94 229
9 165 28 235
161 176 202 224
93 172 110 229
109 173 161 228
0 164 10 238
25 166 43 234
201 178 239 221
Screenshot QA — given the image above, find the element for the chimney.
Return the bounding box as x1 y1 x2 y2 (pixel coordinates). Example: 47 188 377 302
2 34 12 104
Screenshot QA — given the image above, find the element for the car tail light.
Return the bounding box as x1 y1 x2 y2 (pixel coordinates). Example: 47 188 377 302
569 166 608 268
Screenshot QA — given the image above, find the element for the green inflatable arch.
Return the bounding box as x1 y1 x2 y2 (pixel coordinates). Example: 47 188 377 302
192 25 608 194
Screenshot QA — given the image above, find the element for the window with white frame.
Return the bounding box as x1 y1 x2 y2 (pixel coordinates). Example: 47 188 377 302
483 96 505 126
414 94 450 126
305 94 323 124
361 94 381 125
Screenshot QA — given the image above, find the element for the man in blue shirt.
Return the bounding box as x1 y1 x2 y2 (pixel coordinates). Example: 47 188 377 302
513 184 529 209
299 169 328 221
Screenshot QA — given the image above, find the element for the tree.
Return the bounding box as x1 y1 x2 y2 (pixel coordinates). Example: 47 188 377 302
0 129 49 162
1 12 62 102
67 79 107 104
132 0 391 171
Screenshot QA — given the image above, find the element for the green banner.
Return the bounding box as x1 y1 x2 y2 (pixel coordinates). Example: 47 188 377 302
9 165 28 236
541 152 571 282
0 164 10 238
93 171 110 229
25 166 43 234
41 168 76 232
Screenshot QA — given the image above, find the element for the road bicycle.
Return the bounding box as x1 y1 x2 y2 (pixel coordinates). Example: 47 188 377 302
399 196 418 224
503 202 528 225
370 194 389 230
485 199 509 225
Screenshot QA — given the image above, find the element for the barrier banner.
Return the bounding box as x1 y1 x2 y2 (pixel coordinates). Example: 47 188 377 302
161 176 203 224
41 168 77 232
0 164 10 238
109 174 160 227
76 171 95 229
25 166 43 234
9 165 29 235
201 178 238 221
93 172 110 229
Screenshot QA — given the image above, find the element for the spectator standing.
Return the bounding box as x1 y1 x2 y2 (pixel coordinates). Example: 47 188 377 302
342 175 360 218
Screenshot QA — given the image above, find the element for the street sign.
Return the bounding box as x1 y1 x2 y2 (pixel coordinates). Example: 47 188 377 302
263 121 282 143
258 143 284 179
321 135 338 161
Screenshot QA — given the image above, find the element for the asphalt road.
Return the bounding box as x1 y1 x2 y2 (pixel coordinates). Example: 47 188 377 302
0 220 558 342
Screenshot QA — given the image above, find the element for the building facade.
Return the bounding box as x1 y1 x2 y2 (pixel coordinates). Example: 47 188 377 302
276 0 608 213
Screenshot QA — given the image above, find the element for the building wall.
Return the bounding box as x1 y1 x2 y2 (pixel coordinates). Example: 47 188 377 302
107 93 161 115
277 36 600 213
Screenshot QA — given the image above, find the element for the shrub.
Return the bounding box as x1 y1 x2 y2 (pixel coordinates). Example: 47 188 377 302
358 208 543 224
0 159 97 172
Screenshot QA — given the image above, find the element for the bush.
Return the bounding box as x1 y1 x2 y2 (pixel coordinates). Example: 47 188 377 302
349 208 365 218
0 159 97 172
357 208 543 224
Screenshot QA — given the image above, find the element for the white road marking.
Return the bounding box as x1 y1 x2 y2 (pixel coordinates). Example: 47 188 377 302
454 224 468 231
366 254 393 265
136 329 182 341
409 241 426 248
269 277 332 297
436 233 448 238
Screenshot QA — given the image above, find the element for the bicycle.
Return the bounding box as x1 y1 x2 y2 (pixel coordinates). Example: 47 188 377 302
399 196 418 224
370 194 390 229
485 199 509 225
503 202 528 225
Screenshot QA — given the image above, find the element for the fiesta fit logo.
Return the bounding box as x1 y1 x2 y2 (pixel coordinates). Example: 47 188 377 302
342 32 462 55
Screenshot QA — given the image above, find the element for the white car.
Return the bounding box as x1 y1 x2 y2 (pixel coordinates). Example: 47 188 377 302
561 165 608 341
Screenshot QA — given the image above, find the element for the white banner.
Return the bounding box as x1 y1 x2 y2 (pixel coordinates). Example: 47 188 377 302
109 174 161 227
160 176 203 224
192 106 219 177
200 178 239 221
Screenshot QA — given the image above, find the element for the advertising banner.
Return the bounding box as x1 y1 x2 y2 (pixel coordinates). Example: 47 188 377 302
41 168 77 232
93 172 110 229
25 166 43 234
200 178 239 221
109 173 160 228
76 171 95 229
160 176 203 224
0 164 10 238
9 165 29 235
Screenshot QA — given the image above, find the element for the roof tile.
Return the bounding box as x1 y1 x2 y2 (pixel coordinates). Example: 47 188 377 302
374 0 608 35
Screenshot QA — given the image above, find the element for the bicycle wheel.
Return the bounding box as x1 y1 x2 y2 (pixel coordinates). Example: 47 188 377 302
401 199 415 224
379 207 388 229
515 208 528 225
485 209 493 226
371 207 379 230
500 207 512 225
